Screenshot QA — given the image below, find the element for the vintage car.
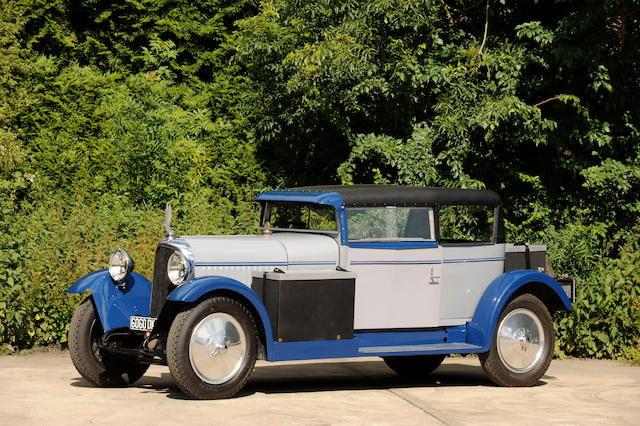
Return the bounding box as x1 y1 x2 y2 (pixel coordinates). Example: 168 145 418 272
68 185 573 399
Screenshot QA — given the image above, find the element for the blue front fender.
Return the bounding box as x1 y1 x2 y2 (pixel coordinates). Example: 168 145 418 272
68 270 152 332
167 276 274 358
467 270 573 350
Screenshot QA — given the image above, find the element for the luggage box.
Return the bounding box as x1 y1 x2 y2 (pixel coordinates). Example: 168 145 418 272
504 244 548 273
252 270 356 342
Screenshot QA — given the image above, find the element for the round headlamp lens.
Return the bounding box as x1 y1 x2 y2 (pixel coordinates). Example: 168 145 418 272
167 252 188 285
109 248 133 282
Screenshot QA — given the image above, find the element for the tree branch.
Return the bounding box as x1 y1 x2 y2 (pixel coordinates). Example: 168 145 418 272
534 96 559 107
477 0 490 56
440 0 455 26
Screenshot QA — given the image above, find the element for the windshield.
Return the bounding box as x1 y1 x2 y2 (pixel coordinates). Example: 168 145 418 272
264 203 337 232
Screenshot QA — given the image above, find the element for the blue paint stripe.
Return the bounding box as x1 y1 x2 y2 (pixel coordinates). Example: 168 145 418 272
196 261 285 266
195 261 336 267
350 260 441 265
349 241 438 249
195 258 504 267
351 257 505 266
443 257 505 263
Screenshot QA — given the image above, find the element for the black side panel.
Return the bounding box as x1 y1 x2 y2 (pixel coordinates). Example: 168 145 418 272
254 276 355 342
504 249 546 273
150 246 174 318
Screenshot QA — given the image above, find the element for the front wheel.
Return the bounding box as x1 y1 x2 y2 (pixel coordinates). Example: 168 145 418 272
166 297 258 399
479 293 555 386
68 298 149 387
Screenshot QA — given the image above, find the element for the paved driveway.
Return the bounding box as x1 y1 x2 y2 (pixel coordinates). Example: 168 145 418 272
0 351 638 425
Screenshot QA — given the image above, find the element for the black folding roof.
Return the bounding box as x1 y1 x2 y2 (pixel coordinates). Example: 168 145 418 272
286 185 502 207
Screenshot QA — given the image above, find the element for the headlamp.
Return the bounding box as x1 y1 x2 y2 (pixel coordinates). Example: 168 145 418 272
108 248 134 283
167 251 190 285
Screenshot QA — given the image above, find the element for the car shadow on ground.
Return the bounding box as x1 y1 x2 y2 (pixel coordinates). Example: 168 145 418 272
71 359 547 399
70 359 549 399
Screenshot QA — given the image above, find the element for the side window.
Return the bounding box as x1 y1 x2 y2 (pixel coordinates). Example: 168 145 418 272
438 205 494 242
347 207 434 241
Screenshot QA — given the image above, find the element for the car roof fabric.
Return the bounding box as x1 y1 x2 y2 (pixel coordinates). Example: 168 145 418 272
276 185 502 207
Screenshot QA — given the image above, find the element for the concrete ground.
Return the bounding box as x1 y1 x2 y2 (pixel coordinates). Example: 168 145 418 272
0 351 638 425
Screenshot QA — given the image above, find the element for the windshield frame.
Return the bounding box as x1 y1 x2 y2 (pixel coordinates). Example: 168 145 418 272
260 201 340 236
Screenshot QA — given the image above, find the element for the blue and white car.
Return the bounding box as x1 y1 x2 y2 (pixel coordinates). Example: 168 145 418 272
68 185 573 399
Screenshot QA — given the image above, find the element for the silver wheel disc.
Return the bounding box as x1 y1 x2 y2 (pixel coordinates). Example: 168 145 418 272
496 308 545 373
189 313 246 384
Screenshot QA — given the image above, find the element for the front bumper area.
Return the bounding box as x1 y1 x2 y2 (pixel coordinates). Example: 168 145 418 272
68 269 177 364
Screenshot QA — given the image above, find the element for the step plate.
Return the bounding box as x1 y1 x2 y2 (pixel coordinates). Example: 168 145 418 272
359 342 483 354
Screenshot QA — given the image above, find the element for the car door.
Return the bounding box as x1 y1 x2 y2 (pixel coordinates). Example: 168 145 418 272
437 204 505 326
346 206 442 329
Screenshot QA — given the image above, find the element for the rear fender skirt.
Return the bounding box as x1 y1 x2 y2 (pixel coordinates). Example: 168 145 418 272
67 269 152 333
167 276 274 358
467 270 572 350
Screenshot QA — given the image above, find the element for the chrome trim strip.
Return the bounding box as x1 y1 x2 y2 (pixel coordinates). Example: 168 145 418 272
359 342 483 353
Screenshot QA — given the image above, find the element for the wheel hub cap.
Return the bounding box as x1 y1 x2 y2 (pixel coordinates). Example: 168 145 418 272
189 313 246 384
497 308 545 373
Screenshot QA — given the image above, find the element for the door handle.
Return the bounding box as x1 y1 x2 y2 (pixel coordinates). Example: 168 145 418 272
429 266 440 285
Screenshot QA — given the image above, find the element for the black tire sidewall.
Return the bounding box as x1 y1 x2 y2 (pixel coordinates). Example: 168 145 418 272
68 297 148 387
69 298 108 386
481 293 555 386
167 297 257 399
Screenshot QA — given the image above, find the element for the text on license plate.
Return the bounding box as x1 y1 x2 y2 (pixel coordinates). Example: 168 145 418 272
130 316 157 331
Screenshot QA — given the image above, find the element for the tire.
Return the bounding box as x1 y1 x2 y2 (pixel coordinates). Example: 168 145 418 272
68 298 149 387
479 293 554 387
166 297 258 400
383 355 446 377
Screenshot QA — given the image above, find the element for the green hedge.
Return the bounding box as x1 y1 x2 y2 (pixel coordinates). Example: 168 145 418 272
1 0 639 359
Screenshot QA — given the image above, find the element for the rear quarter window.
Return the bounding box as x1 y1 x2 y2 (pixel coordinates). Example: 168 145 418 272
438 205 494 243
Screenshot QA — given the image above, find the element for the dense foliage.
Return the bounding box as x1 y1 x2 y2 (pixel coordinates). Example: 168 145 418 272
1 0 638 359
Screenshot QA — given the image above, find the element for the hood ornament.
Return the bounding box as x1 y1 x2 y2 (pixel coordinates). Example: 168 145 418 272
261 221 272 235
164 203 175 240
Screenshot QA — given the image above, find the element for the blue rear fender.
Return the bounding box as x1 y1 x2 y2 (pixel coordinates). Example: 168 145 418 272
67 270 152 333
167 276 275 359
467 270 573 350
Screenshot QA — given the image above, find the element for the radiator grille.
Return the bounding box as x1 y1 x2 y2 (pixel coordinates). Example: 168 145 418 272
150 246 175 318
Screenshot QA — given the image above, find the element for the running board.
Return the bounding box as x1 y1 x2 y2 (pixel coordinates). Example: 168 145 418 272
359 342 484 354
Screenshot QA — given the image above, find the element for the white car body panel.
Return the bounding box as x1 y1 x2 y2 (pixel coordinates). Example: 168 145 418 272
270 232 339 270
182 233 339 286
438 243 505 325
182 233 506 328
349 246 442 329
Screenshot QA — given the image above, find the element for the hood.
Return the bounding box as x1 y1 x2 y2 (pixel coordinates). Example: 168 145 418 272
176 232 340 283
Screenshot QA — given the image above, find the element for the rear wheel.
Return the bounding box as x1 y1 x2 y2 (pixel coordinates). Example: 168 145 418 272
383 355 446 377
68 298 149 387
166 297 258 399
479 293 554 386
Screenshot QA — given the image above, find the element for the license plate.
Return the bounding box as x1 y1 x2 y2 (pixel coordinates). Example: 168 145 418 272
130 316 157 331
